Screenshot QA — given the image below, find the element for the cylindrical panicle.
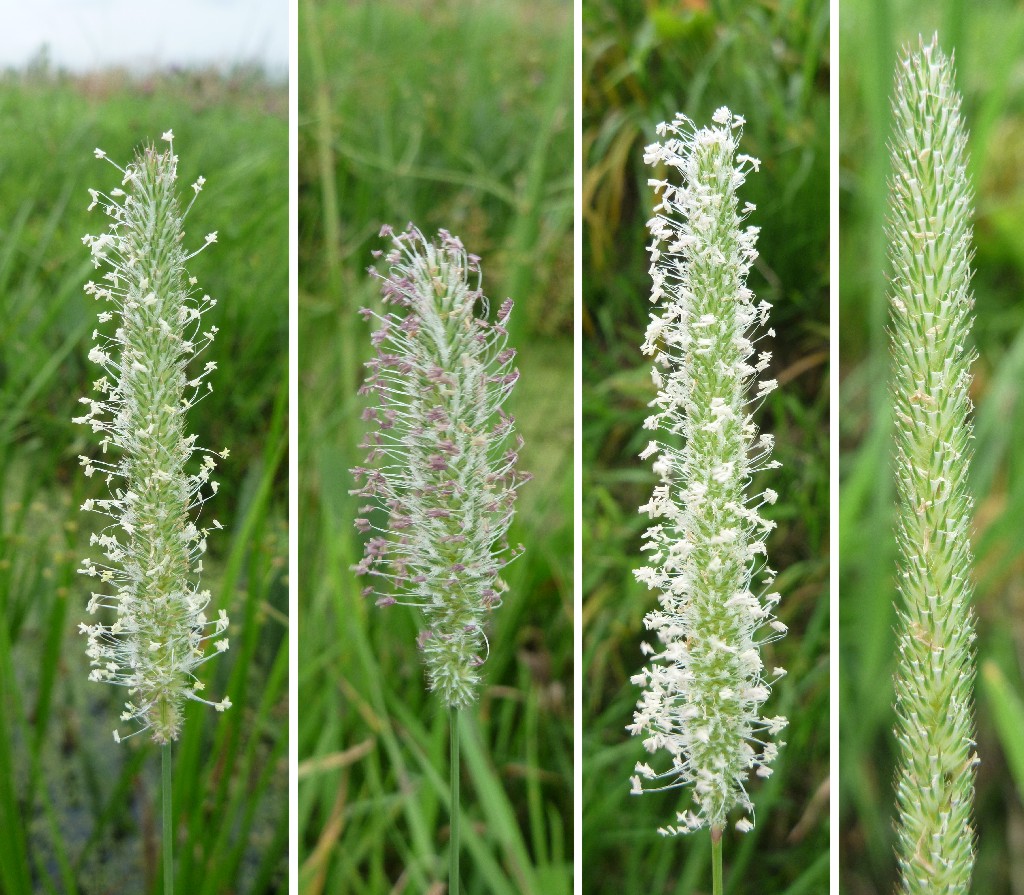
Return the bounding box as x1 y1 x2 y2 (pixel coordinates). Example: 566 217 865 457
628 109 787 835
352 225 530 709
888 36 977 895
77 135 231 744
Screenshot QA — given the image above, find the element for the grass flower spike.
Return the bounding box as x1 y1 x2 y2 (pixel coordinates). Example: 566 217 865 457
888 37 977 894
76 134 231 746
628 108 787 844
352 224 529 709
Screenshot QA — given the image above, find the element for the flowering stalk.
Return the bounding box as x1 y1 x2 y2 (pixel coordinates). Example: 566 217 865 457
352 225 528 891
75 133 231 748
627 109 788 859
351 224 528 709
888 37 977 894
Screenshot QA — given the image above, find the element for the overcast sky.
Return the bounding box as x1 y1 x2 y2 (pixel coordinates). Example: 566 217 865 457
4 1 288 75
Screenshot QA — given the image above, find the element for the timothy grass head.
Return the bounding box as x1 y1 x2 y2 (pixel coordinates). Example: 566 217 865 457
628 109 787 836
351 224 531 709
76 134 231 744
888 35 978 894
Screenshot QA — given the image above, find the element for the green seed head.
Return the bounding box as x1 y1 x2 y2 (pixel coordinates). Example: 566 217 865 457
888 35 978 894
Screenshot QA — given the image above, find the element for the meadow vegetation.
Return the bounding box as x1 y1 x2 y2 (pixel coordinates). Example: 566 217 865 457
583 1 829 891
0 64 288 894
841 1 1024 891
296 1 573 893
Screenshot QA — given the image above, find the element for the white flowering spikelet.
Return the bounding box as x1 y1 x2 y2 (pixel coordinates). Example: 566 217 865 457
889 37 977 895
351 225 530 709
627 109 787 835
75 133 232 744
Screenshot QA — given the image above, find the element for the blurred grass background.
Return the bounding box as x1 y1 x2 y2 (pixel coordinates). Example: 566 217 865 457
840 1 1024 892
296 1 572 893
0 66 288 893
583 1 829 893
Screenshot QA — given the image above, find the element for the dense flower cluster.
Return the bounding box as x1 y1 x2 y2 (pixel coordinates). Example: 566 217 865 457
627 109 787 835
888 37 977 895
75 134 231 744
352 225 530 709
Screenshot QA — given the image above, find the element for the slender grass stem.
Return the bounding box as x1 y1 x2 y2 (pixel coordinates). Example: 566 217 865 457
450 706 461 895
711 827 723 895
162 742 173 895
